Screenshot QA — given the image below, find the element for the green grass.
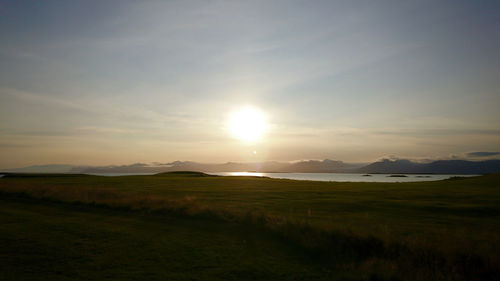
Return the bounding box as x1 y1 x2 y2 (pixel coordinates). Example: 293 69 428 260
0 196 339 281
1 172 499 280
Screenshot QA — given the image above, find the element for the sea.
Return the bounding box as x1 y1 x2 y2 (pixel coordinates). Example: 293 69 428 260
209 172 477 182
85 172 477 182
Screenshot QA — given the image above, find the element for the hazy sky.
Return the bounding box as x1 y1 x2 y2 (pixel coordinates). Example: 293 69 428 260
1 0 499 168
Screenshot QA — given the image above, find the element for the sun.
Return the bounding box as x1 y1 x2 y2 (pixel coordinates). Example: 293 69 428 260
228 106 268 143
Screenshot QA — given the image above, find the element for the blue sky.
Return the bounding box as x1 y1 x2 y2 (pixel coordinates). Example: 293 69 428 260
0 0 499 168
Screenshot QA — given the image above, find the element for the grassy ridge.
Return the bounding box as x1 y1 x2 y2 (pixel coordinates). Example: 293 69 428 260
1 173 500 280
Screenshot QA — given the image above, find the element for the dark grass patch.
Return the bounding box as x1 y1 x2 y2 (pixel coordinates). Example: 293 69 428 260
0 195 342 281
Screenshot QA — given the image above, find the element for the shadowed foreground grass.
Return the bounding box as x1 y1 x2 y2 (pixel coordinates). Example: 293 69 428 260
1 172 499 280
0 196 339 281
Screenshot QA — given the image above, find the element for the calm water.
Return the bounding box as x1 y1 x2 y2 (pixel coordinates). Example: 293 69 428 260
209 172 477 182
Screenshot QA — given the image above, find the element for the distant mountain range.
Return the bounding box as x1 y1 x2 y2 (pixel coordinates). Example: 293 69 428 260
75 159 364 174
2 159 500 175
357 159 500 174
0 164 78 173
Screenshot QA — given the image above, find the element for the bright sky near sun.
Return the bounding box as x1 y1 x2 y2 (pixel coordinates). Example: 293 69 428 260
0 0 499 168
228 106 268 143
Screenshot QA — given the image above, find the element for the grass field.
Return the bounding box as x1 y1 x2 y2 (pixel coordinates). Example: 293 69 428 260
1 172 499 280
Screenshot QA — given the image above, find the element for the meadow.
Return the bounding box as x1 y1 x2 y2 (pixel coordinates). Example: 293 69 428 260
1 172 499 280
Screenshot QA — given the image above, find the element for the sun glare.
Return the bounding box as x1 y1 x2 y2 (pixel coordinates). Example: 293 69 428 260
228 106 268 143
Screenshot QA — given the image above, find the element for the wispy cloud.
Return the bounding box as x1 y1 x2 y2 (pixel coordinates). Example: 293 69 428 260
467 152 500 158
75 126 138 135
373 128 500 137
0 87 194 127
0 87 90 112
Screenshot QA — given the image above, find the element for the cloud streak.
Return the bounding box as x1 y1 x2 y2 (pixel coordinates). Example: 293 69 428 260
1 1 499 168
467 152 500 158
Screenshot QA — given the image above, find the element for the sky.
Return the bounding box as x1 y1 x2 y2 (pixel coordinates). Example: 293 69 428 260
0 0 499 168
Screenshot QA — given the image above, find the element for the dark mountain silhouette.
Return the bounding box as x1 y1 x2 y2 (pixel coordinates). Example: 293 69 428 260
2 160 362 174
1 164 83 173
357 159 500 174
77 159 362 174
3 159 500 174
357 159 424 174
285 159 359 172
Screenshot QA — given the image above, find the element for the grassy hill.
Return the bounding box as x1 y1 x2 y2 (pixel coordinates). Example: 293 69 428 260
1 172 499 280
